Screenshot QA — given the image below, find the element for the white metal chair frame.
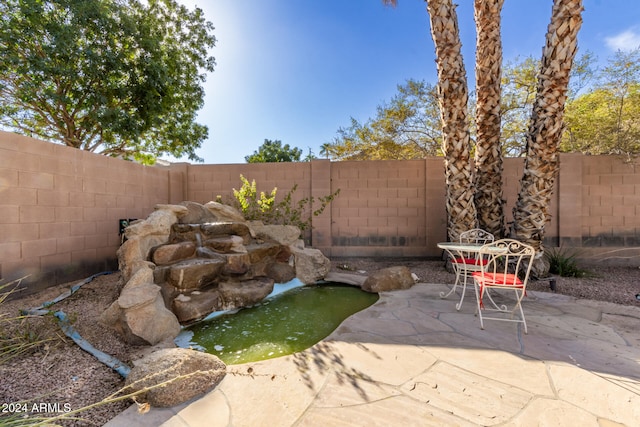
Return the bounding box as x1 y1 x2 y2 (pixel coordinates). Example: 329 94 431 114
472 239 535 333
440 228 495 310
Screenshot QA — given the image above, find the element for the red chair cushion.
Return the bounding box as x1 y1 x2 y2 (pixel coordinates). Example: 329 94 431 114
453 257 488 266
472 272 523 287
472 272 526 308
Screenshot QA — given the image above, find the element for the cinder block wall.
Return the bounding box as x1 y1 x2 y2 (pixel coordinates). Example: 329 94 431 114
185 162 311 205
2 132 639 295
0 132 172 294
328 160 430 257
576 155 640 265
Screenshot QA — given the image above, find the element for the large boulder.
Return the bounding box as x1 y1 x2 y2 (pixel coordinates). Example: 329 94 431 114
167 258 226 291
123 265 155 289
204 235 247 254
291 246 331 284
250 222 301 246
152 241 196 265
204 201 247 223
172 289 221 323
217 277 275 310
266 262 296 283
125 206 186 240
125 348 227 408
178 201 217 224
101 283 181 345
117 237 166 282
361 266 415 293
324 271 367 287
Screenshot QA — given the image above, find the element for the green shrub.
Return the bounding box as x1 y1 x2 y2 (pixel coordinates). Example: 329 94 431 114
232 175 277 221
230 175 340 232
545 247 590 278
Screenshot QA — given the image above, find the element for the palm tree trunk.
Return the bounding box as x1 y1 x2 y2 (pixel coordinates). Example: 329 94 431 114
425 0 476 241
473 0 505 239
511 0 584 274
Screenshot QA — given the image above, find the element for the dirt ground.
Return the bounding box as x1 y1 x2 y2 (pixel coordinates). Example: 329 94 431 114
1 257 639 426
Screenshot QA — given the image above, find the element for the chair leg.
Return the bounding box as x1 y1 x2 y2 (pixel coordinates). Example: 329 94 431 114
440 268 461 299
455 272 469 310
514 289 528 334
477 287 528 333
473 280 485 329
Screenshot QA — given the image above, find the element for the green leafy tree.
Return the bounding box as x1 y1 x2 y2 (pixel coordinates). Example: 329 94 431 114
0 0 216 164
245 139 303 163
562 48 640 158
500 53 595 157
326 54 593 162
325 79 442 160
500 56 539 157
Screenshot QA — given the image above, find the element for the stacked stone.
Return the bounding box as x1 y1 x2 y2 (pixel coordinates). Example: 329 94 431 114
101 201 331 346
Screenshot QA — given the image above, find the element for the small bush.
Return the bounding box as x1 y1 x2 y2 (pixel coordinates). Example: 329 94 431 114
232 175 277 221
545 247 590 278
230 175 340 233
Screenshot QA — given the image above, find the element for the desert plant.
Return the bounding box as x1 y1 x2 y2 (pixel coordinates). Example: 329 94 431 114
232 175 277 220
544 247 590 277
230 175 340 232
0 278 53 365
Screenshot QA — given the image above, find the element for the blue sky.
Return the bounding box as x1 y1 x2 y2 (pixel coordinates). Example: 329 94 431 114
171 0 640 164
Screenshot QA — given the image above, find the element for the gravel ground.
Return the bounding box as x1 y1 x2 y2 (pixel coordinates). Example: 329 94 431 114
1 257 638 426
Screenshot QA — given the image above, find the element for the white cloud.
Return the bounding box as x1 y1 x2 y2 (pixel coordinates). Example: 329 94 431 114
605 29 640 51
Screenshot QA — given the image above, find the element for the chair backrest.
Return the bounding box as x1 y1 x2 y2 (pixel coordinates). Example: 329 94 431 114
478 239 535 286
459 228 494 245
457 229 495 263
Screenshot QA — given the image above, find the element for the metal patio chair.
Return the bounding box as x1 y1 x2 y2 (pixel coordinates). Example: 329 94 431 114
440 228 495 310
472 238 535 333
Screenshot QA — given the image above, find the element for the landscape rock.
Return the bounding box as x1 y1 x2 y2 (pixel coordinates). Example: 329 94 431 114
324 271 367 287
266 262 296 283
221 253 250 275
101 283 181 345
178 201 217 224
204 201 247 223
361 266 415 293
204 235 246 253
291 246 331 284
201 222 253 242
172 290 221 323
110 200 333 345
117 237 166 282
250 223 301 246
122 265 155 290
167 258 226 291
218 277 275 310
124 208 182 240
125 348 227 408
152 241 196 265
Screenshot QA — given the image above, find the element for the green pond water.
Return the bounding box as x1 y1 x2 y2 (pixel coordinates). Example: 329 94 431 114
177 283 378 365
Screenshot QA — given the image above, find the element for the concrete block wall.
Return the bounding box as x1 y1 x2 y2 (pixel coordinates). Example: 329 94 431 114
580 156 640 251
0 132 171 294
2 132 639 294
184 162 311 205
329 160 430 257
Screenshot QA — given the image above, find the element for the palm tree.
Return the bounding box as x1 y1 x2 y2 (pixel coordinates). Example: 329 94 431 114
319 142 332 159
511 0 584 275
473 0 505 239
383 0 477 241
425 0 477 241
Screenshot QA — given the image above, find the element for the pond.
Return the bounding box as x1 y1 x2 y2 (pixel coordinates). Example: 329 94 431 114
175 281 378 365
